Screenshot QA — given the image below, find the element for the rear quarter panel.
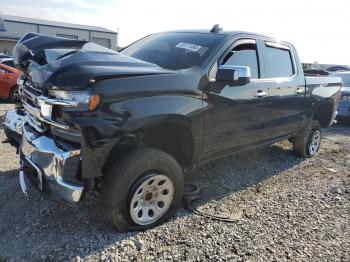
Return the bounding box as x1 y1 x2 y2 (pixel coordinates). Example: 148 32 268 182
303 76 342 127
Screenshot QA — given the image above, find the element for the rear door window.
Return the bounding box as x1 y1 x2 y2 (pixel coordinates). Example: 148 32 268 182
263 43 294 78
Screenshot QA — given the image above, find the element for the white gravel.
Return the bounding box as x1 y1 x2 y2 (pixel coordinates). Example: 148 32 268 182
0 103 349 261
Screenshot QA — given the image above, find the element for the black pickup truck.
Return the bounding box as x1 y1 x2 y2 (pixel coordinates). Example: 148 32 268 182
3 27 341 231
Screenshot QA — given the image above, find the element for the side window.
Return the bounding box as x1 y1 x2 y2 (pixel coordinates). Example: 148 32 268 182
222 43 260 79
264 44 294 78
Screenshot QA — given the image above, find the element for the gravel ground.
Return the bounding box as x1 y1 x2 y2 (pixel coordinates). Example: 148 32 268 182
0 102 349 262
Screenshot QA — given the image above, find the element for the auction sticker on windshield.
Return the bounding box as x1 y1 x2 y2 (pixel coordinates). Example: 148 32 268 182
176 42 202 52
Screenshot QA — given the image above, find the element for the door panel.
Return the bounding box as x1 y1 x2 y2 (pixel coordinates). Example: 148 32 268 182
258 41 305 138
203 81 270 159
202 38 271 160
263 81 305 137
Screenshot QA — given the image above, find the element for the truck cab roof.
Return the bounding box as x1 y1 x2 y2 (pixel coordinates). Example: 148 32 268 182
158 29 285 42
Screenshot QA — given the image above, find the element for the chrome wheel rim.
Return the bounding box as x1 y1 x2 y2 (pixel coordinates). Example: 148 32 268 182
13 88 19 100
309 130 321 155
130 174 174 225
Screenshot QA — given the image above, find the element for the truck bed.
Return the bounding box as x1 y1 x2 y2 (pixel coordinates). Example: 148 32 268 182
305 76 342 87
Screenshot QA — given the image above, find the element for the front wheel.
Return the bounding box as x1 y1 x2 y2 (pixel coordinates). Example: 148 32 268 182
292 120 322 158
9 86 19 101
102 148 184 232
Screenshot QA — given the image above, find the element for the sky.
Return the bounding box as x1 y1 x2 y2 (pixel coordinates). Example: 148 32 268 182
1 0 349 65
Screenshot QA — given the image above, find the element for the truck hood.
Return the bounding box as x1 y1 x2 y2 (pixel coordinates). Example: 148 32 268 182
13 33 171 90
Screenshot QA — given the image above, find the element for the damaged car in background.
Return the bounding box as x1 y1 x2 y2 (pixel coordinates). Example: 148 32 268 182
2 28 341 231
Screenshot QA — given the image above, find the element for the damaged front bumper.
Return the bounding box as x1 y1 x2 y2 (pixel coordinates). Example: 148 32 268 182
1 108 26 145
20 123 84 203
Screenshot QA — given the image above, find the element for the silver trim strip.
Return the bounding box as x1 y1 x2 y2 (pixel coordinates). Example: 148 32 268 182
265 41 291 50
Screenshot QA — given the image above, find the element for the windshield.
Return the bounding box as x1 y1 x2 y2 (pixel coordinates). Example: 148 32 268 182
121 32 226 70
334 73 350 86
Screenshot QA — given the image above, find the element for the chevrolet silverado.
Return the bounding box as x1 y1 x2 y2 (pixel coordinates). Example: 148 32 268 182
3 27 341 231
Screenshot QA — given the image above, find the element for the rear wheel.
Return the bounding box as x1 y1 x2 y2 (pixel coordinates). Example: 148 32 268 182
102 148 184 232
292 120 322 158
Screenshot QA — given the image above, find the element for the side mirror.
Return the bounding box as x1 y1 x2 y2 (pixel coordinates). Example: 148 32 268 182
215 65 251 86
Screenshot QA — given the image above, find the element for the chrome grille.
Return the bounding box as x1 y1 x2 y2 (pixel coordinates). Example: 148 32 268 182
19 80 79 137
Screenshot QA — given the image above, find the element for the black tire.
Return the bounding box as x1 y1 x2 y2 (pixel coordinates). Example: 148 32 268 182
9 86 19 101
292 120 322 158
102 147 184 232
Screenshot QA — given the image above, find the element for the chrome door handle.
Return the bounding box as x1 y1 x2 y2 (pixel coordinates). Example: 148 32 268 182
254 90 267 98
294 88 305 95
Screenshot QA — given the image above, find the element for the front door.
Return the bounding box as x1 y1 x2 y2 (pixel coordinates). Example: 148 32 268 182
202 39 270 160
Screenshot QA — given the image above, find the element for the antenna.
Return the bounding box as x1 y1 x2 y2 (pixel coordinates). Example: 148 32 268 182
210 24 222 33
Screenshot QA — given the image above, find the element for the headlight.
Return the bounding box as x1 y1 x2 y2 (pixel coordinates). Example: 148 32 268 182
48 90 90 105
48 89 100 111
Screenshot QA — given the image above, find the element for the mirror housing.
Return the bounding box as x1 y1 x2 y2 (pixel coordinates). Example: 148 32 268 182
215 65 251 86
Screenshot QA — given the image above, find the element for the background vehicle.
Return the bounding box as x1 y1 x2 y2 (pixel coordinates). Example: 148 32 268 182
0 58 15 68
0 64 20 101
304 69 330 76
6 30 341 232
0 53 11 59
332 71 350 122
327 65 350 72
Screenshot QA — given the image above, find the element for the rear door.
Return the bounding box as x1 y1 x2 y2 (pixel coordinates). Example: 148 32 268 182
257 40 305 138
202 38 271 159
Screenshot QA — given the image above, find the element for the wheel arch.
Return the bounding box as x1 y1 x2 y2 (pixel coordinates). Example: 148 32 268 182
9 84 18 97
312 99 336 128
9 85 18 99
101 115 196 176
